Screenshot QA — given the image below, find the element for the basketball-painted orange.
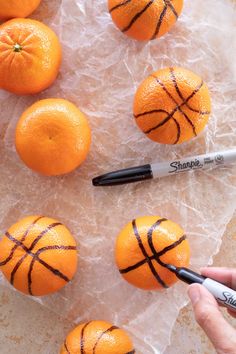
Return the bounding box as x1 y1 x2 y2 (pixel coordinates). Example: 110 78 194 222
0 216 78 296
0 0 41 20
60 320 135 354
0 19 61 95
108 0 183 41
115 216 190 290
134 67 211 144
15 98 91 176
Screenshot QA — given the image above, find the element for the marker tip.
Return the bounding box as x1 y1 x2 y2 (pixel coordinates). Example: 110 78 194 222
165 264 177 273
92 177 100 186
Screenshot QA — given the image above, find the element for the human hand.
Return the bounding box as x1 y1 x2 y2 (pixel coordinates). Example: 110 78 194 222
187 267 236 354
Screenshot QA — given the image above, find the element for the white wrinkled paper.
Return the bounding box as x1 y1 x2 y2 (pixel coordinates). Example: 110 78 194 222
0 0 236 353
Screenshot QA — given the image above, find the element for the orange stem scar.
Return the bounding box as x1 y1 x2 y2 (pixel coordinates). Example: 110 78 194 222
13 43 22 52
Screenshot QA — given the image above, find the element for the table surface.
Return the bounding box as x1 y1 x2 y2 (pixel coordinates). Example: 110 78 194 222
0 213 235 354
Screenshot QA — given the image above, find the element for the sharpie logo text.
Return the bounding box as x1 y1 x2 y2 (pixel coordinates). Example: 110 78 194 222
169 159 204 173
218 292 236 309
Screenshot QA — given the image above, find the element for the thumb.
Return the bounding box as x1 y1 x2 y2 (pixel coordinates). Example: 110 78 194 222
188 283 236 354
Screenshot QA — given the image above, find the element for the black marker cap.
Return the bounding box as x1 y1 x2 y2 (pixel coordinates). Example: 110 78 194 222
175 268 206 285
92 164 153 186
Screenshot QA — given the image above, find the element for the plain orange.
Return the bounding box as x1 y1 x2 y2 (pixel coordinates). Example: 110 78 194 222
108 0 183 41
116 216 190 290
15 98 91 176
60 320 134 354
0 18 61 95
0 215 78 296
134 67 211 144
0 0 41 20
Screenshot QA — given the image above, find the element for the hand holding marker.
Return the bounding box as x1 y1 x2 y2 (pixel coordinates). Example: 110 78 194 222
93 149 236 186
188 268 236 354
167 266 236 312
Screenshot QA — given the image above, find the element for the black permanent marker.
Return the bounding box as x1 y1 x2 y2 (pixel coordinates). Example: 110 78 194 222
93 149 236 186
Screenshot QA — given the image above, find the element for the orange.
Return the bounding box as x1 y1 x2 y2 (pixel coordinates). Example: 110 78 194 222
0 0 41 21
0 215 78 296
15 98 91 176
133 67 211 144
115 216 190 290
60 320 135 354
108 0 183 41
0 18 61 95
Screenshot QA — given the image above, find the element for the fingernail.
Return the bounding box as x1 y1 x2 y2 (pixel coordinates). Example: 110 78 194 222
188 284 201 305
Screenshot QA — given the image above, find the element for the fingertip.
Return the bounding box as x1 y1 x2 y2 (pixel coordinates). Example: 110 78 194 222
187 283 201 305
200 267 209 273
188 283 217 306
200 266 229 274
200 268 236 290
200 266 217 275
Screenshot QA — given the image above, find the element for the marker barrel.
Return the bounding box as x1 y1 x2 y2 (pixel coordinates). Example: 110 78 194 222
152 149 236 178
203 278 236 311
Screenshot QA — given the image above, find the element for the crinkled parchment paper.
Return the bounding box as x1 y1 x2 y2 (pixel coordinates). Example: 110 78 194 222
0 0 236 353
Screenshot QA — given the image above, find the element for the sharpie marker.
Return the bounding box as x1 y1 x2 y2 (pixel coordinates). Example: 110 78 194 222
93 149 236 186
167 265 236 312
